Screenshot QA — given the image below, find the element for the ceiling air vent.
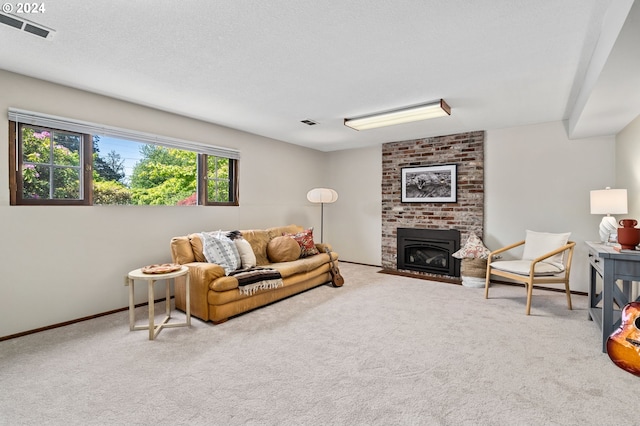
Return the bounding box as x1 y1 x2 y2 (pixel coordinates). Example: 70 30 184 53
301 119 318 126
0 12 55 39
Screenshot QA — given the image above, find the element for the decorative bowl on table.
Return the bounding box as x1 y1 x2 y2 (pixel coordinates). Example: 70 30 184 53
141 263 182 274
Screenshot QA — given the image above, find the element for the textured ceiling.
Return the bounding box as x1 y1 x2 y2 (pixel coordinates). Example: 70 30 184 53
1 0 638 151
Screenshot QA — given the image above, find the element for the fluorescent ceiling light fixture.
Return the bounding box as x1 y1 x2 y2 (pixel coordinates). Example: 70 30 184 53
344 99 451 131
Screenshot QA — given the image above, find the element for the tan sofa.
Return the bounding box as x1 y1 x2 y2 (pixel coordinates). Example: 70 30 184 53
170 224 340 324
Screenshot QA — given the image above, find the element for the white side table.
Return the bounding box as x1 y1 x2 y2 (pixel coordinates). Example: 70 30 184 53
126 266 191 340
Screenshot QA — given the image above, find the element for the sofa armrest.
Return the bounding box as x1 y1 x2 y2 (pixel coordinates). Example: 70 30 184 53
186 262 226 291
175 262 226 321
211 276 239 291
315 242 333 253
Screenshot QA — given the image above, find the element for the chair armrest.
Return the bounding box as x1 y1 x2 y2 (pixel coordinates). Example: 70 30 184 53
528 241 575 276
530 241 576 264
488 240 525 262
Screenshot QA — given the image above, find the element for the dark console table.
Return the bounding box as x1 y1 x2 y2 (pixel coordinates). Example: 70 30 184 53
586 241 640 352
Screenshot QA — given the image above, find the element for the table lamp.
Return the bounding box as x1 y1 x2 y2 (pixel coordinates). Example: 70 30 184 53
590 187 628 243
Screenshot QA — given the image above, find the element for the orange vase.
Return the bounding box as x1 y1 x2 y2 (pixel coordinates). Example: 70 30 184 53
618 219 640 250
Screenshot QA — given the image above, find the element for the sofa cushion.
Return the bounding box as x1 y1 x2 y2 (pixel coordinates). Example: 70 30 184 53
269 251 335 278
171 236 196 264
240 229 272 266
240 225 304 266
286 228 320 257
201 231 241 275
267 224 304 239
234 237 257 268
267 236 301 263
188 233 207 263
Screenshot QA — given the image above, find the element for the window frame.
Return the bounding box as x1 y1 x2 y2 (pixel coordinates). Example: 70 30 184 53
198 154 239 206
9 119 239 206
10 121 93 206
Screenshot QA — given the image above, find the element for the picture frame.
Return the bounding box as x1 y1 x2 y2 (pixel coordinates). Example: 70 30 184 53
401 164 457 203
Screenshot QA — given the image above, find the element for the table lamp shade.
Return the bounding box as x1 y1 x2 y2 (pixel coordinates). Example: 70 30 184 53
590 188 628 243
590 188 627 215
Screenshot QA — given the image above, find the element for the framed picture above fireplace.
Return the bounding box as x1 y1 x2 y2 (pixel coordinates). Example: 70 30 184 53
401 164 457 203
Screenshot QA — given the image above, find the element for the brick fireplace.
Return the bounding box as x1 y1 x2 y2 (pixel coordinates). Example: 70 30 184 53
381 131 484 281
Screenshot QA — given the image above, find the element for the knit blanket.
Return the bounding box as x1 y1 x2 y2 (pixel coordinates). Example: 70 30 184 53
228 267 284 296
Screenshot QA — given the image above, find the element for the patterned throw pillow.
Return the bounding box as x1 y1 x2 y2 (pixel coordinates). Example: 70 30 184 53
200 231 241 275
285 228 319 257
452 233 491 259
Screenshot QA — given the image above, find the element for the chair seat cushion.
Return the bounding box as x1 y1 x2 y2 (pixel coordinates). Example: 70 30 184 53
490 260 565 276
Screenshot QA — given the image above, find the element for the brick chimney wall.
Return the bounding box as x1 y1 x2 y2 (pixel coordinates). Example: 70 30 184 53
381 131 485 274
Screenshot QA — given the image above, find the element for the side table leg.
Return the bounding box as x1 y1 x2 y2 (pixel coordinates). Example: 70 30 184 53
165 276 171 319
148 280 155 340
128 278 135 331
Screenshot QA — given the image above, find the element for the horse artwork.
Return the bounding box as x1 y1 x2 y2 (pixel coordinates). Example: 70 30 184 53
401 164 457 203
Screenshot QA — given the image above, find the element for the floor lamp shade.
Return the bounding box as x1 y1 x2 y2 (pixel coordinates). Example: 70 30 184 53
306 188 338 243
590 188 628 242
307 188 338 204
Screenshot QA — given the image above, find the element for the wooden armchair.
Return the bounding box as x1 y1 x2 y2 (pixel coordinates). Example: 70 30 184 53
484 231 575 315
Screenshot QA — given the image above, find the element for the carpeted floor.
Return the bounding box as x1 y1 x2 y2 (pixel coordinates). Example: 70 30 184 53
0 262 637 425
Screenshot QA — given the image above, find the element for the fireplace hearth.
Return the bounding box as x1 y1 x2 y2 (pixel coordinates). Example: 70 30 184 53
397 228 460 277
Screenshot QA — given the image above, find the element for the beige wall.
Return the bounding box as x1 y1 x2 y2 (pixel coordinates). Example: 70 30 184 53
0 70 327 337
615 114 640 299
324 145 382 265
484 121 616 292
616 114 640 218
326 120 618 295
0 68 627 337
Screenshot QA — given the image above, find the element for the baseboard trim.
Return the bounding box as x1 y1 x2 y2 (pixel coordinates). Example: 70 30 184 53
378 268 462 285
340 260 381 267
0 298 167 342
376 270 587 296
491 279 588 296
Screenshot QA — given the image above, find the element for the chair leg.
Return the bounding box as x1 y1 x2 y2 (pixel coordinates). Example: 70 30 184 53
564 281 572 310
525 279 534 315
484 267 491 299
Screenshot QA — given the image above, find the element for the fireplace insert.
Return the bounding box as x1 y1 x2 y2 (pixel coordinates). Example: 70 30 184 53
397 228 460 277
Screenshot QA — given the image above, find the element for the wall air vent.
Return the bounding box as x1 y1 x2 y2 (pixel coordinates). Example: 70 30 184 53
0 12 55 39
301 119 318 126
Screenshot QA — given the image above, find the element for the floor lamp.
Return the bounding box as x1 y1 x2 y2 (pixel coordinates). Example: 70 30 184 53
306 188 338 243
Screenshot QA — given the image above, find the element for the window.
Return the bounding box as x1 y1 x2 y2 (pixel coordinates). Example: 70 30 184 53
202 154 236 204
12 124 91 205
8 109 239 206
